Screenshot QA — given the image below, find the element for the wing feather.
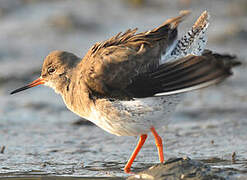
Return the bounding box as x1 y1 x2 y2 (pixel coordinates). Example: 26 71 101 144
81 12 189 96
126 50 240 98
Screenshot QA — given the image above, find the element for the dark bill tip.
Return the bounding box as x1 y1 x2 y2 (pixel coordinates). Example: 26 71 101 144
10 77 45 95
10 85 32 95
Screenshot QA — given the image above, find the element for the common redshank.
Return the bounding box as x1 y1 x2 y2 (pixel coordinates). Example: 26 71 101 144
11 11 240 173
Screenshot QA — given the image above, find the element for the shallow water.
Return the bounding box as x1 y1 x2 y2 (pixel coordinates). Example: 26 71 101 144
0 0 247 179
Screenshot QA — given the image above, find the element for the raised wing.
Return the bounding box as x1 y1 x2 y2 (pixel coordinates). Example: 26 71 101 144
126 50 240 98
80 11 190 97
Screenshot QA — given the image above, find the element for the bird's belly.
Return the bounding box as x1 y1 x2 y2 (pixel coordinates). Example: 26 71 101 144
87 94 184 136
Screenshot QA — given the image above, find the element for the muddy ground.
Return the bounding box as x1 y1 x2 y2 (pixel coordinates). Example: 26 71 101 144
0 0 247 179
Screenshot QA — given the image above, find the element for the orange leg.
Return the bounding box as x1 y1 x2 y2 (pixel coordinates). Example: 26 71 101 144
150 127 164 163
124 134 147 173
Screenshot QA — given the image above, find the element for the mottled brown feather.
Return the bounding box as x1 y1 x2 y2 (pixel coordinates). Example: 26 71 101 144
79 12 190 95
76 11 239 99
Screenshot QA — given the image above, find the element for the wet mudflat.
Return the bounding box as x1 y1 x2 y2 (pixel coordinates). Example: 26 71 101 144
0 0 247 179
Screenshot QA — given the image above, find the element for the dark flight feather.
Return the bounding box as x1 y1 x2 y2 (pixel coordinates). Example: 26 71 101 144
126 50 240 97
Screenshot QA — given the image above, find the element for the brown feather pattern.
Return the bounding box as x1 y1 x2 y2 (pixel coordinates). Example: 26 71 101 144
77 11 240 99
79 12 190 96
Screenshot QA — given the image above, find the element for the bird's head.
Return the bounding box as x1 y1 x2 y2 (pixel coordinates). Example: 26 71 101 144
10 50 80 95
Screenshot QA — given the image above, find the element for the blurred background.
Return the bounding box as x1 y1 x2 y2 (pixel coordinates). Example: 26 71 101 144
0 0 246 178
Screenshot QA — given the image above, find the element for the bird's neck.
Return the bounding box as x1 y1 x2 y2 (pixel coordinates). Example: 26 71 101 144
59 70 92 118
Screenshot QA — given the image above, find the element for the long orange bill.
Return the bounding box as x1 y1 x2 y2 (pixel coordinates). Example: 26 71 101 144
10 77 45 95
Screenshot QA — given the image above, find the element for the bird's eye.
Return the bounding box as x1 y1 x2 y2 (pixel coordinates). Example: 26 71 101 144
47 67 56 74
